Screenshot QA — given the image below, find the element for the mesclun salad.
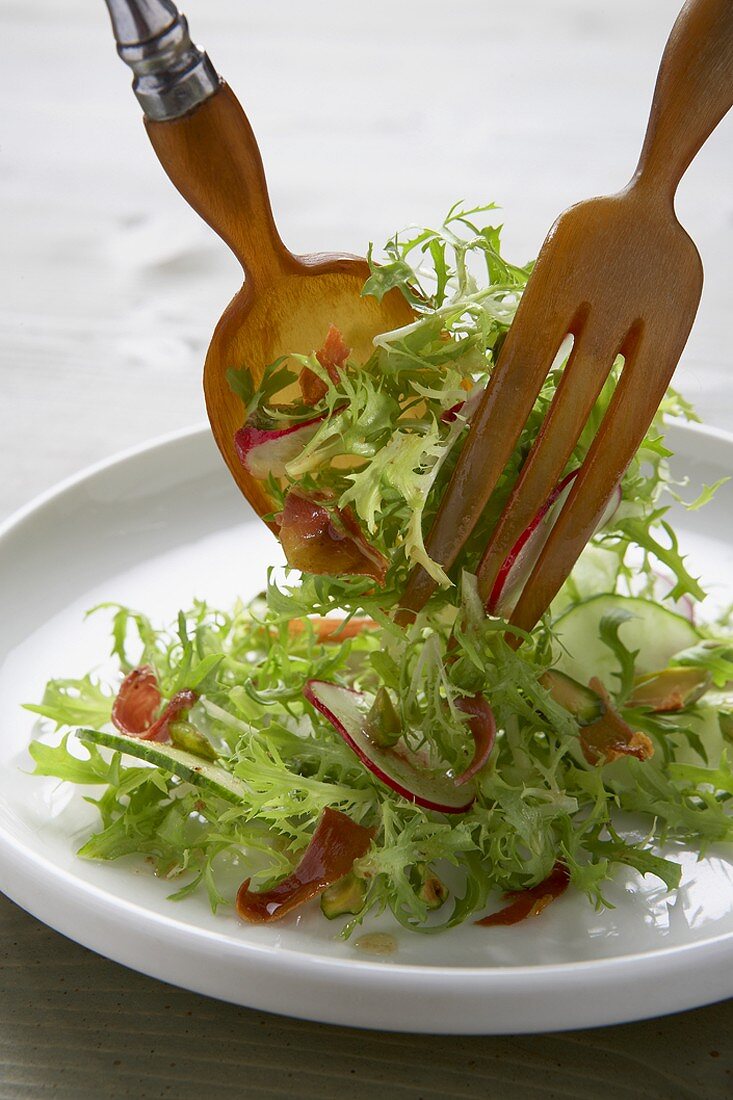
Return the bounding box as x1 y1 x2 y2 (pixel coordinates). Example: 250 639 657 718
28 204 733 935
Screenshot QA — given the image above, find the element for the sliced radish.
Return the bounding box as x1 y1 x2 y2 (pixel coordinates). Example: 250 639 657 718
234 410 330 480
487 471 622 617
440 385 485 425
304 680 476 813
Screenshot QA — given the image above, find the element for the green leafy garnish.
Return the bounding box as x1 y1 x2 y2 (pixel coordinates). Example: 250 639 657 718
25 203 732 934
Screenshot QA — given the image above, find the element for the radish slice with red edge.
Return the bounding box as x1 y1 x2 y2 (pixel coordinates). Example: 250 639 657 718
304 680 477 813
236 806 374 923
440 385 485 425
487 471 622 617
234 410 332 480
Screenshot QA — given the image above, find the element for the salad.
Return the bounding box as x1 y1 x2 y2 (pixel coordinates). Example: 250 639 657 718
28 204 733 935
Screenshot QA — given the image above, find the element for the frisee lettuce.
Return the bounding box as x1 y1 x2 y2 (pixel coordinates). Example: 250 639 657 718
26 203 732 934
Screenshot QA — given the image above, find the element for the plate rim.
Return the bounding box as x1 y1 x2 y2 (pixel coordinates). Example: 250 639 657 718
1 419 731 1033
3 417 731 540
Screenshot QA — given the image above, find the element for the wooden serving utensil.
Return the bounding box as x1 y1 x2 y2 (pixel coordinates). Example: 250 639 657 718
399 0 733 632
105 0 412 526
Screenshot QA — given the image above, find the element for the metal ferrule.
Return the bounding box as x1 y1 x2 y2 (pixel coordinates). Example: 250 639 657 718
104 0 220 121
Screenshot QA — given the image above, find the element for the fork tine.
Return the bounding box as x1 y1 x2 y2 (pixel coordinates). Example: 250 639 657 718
477 319 626 607
508 328 688 636
397 283 574 622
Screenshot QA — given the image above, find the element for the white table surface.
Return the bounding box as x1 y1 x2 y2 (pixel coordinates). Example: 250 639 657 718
1 1 731 1095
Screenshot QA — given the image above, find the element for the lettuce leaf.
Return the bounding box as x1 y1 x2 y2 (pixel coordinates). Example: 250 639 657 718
25 202 733 934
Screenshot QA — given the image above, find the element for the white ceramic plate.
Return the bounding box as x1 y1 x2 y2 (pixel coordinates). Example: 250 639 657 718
0 422 731 1034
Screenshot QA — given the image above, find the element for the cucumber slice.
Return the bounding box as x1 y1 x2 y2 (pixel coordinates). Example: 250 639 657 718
552 594 700 691
77 728 247 804
551 545 621 617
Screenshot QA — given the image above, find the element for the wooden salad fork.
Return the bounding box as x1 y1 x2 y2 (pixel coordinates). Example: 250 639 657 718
399 0 733 633
104 0 412 527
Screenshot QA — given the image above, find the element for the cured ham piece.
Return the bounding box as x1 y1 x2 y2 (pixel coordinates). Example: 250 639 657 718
111 666 197 744
300 324 351 404
279 490 388 583
476 863 570 926
111 666 161 736
236 807 373 922
580 678 654 766
453 694 497 786
288 616 378 642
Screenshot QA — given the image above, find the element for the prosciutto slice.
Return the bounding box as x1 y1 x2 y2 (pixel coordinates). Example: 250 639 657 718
279 490 388 583
111 666 197 744
300 324 351 404
453 694 497 786
111 666 161 737
580 678 654 766
476 863 570 926
236 807 373 922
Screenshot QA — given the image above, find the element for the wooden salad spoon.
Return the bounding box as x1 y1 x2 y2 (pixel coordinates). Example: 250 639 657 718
398 0 733 632
104 0 412 527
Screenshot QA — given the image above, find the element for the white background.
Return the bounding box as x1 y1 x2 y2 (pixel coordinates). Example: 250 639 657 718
1 0 731 523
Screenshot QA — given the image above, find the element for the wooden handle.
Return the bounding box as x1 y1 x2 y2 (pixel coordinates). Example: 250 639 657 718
145 82 296 283
633 0 733 200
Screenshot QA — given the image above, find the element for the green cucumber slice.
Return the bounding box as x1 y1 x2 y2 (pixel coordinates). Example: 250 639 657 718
77 728 247 804
552 594 700 691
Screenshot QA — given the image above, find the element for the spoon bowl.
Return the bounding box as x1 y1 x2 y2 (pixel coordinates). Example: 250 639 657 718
203 254 411 526
145 82 413 525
